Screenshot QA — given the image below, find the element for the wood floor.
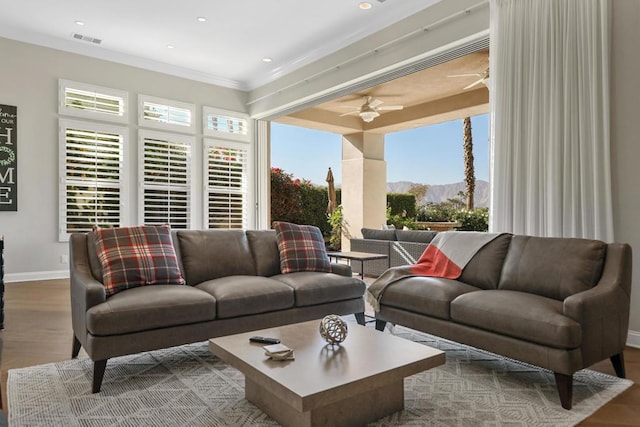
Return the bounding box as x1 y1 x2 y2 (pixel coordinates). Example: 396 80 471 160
1 279 639 425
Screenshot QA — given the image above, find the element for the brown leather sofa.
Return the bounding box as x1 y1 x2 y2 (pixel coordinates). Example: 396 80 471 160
70 229 366 393
371 234 632 409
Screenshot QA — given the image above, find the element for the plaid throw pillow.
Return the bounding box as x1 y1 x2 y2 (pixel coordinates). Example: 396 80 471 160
274 222 331 274
94 225 185 296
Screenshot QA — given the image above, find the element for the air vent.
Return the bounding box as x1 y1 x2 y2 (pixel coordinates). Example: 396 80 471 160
71 33 102 45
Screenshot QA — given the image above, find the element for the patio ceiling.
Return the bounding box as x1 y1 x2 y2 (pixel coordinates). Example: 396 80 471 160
274 49 490 135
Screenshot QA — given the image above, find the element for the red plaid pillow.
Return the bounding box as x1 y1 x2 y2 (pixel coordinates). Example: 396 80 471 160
274 222 331 274
94 225 185 296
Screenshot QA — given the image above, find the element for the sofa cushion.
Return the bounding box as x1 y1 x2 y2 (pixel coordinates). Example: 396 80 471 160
246 230 281 277
177 230 257 286
394 230 437 244
93 225 185 296
498 236 607 300
379 277 481 320
450 290 582 349
196 276 294 319
361 228 397 241
274 222 331 274
272 272 365 306
86 285 215 336
459 233 512 290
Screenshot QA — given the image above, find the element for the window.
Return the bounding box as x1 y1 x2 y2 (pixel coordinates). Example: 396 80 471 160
204 139 250 229
59 119 127 241
58 79 128 123
139 130 194 229
139 95 195 133
203 107 250 142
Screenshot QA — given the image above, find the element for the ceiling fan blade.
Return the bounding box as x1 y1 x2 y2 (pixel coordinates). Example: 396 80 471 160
463 78 485 90
376 105 403 111
339 110 361 117
369 99 383 108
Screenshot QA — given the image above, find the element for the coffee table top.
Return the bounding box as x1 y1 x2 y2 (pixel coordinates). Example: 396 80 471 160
209 320 444 411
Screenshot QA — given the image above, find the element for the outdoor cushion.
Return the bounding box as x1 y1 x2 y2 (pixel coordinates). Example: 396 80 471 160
93 225 185 296
361 228 397 241
86 285 215 336
196 276 294 318
451 290 582 349
272 271 365 306
498 236 606 300
394 230 438 243
379 276 481 320
274 222 331 274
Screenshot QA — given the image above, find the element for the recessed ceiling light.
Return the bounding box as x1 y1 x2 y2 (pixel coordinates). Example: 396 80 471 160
75 20 85 26
359 2 372 10
262 57 273 63
196 16 207 22
167 45 175 49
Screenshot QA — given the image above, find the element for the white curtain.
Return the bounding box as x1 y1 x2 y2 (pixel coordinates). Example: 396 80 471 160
489 0 613 241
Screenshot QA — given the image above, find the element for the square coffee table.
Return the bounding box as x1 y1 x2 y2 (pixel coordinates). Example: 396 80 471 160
209 320 445 427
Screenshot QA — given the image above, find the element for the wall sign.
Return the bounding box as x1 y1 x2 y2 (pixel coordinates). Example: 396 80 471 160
0 104 17 211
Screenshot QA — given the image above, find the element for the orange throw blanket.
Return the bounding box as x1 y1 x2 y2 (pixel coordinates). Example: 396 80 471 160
365 232 503 311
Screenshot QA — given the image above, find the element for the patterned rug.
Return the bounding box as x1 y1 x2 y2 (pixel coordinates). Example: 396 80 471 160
8 325 633 426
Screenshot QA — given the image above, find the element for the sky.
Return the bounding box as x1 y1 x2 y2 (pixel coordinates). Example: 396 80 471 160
270 113 489 186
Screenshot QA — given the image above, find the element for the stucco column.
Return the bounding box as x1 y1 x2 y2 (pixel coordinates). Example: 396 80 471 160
341 132 387 250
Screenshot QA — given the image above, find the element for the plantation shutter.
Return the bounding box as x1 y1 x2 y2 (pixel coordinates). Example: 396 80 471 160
203 107 250 142
205 140 249 229
138 95 195 133
60 120 125 240
140 131 192 228
59 80 127 123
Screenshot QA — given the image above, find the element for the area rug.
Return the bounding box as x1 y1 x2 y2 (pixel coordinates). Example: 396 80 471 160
8 325 633 426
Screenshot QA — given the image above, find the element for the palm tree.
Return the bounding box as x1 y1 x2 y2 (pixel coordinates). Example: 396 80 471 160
463 117 475 210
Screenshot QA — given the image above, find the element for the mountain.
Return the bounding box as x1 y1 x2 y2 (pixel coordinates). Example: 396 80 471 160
387 180 490 207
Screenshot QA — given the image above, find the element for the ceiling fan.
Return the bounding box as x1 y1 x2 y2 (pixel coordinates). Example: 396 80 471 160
448 67 490 90
339 96 404 123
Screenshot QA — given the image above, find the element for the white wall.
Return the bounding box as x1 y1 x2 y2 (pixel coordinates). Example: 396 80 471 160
610 0 640 342
0 37 248 281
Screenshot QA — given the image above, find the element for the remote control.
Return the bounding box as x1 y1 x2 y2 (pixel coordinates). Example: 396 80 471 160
249 336 281 344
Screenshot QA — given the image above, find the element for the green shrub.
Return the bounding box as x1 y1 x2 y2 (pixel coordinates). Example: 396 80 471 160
328 205 343 250
452 208 489 231
270 167 332 235
386 193 416 218
386 207 416 230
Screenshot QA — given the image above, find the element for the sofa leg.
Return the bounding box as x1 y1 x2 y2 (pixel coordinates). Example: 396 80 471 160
554 372 573 410
610 352 626 378
72 335 81 358
375 320 387 331
354 312 365 325
92 360 107 393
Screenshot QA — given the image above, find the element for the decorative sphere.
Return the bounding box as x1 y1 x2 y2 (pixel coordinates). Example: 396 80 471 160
319 315 348 345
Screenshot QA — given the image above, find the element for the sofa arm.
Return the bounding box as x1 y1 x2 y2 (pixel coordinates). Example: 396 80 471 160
331 262 353 277
563 243 632 362
70 234 107 345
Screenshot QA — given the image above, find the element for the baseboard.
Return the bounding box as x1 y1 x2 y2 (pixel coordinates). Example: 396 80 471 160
627 330 640 349
4 270 69 283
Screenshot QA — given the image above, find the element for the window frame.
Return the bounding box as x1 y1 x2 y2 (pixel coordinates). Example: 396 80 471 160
58 118 129 241
138 95 196 134
137 129 196 229
58 79 128 123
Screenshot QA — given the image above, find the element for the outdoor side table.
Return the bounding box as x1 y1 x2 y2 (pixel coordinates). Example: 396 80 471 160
327 251 388 279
